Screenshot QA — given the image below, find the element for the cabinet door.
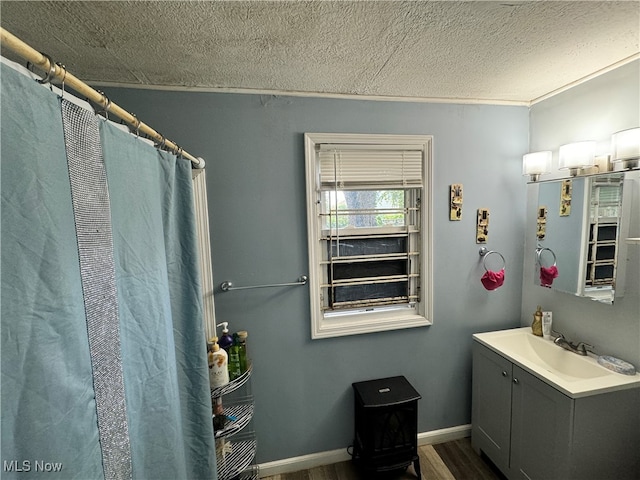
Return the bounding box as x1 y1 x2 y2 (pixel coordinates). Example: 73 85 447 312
510 366 573 480
471 342 513 473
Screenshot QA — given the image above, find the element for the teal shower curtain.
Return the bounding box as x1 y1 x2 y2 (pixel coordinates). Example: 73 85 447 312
1 60 216 479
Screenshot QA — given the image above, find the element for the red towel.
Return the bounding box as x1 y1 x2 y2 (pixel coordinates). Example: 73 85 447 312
481 269 505 290
540 265 559 287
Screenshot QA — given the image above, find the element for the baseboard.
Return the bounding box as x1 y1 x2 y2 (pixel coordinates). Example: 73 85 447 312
257 424 471 478
417 423 471 446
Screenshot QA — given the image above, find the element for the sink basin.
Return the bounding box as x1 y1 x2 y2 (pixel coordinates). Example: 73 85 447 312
473 327 640 398
486 330 608 380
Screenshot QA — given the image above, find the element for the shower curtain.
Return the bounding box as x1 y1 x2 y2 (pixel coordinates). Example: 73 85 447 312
1 60 217 479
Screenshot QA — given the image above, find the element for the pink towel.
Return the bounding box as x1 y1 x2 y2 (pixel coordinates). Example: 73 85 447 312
481 269 505 291
540 265 559 287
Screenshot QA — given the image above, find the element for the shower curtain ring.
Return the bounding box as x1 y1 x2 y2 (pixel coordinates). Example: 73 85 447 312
56 62 66 98
155 134 166 150
175 145 184 158
129 114 141 137
37 52 56 85
99 91 112 119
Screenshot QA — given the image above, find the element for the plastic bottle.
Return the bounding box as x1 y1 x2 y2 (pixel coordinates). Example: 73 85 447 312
237 330 249 374
542 311 553 340
217 322 234 352
207 341 214 378
213 398 226 432
227 333 242 381
208 337 229 388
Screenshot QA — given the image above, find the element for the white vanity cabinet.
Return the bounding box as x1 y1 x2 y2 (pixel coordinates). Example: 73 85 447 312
472 340 640 480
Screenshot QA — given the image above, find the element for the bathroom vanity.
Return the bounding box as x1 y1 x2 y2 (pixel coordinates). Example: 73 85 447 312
472 328 640 480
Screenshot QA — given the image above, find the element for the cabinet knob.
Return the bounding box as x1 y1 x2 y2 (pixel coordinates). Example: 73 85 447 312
502 371 508 377
513 378 519 385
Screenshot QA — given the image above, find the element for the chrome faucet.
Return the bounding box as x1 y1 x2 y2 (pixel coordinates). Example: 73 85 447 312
553 332 595 356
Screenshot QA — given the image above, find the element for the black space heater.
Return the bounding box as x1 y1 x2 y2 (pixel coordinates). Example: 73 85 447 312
351 375 421 478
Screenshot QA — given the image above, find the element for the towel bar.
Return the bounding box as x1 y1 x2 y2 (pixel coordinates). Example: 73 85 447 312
220 275 308 292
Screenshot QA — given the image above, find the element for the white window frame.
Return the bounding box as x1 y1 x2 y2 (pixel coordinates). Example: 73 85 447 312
192 168 217 341
304 133 433 339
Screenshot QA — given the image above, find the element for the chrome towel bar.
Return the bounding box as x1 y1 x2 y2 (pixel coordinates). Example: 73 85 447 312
220 275 308 292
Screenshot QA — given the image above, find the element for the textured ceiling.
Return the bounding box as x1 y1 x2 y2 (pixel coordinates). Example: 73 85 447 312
1 1 638 104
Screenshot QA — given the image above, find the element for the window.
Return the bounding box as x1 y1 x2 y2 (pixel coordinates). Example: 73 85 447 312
304 133 433 339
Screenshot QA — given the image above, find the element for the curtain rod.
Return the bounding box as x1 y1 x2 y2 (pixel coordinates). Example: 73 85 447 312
0 27 204 169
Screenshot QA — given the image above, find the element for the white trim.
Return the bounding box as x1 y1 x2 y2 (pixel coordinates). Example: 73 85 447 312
192 170 217 341
257 424 471 478
56 53 635 108
314 308 430 339
87 79 529 106
304 133 434 339
530 53 640 105
576 178 592 298
417 424 472 445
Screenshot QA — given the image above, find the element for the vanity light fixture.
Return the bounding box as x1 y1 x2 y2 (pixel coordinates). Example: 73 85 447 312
558 141 595 177
593 154 612 173
611 127 640 169
522 151 551 182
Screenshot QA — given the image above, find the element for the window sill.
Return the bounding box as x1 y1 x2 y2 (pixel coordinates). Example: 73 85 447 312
311 308 431 339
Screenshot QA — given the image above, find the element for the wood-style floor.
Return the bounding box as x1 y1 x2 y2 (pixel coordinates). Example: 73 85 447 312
261 438 506 480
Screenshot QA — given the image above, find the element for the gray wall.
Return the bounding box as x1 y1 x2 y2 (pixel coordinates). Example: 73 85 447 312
103 87 528 463
523 60 640 368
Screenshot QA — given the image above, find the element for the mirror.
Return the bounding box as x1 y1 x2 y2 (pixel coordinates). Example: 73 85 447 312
532 170 639 304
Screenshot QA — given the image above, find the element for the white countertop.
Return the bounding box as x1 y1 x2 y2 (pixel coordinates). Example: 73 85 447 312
473 327 640 398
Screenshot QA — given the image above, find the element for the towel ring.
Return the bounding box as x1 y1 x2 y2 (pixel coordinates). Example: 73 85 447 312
536 247 557 267
479 248 506 272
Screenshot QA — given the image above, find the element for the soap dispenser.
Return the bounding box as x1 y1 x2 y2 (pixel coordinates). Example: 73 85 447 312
531 306 543 337
217 322 234 352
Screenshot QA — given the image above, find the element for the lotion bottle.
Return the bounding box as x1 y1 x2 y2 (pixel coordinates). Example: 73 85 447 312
208 337 229 388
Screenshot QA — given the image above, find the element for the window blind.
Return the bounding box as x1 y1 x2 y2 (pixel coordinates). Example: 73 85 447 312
318 145 423 189
590 175 623 218
593 185 622 205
